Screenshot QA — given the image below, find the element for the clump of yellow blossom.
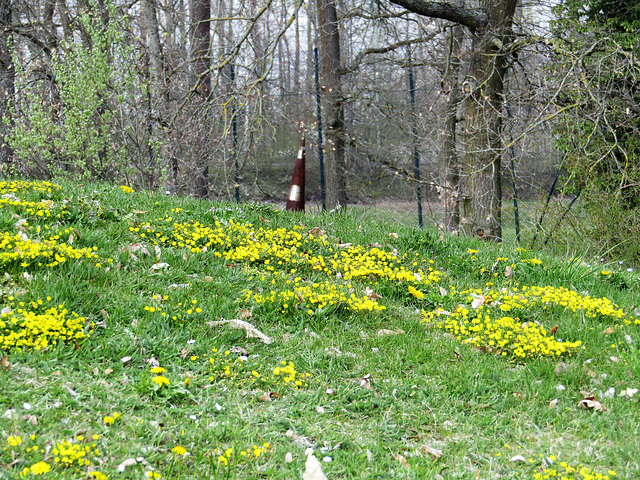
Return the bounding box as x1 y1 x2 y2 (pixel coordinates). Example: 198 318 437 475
0 180 61 196
51 436 101 470
0 302 89 353
408 285 424 299
120 185 135 194
103 412 120 425
216 442 271 465
208 348 311 388
0 231 98 269
533 461 616 480
421 282 636 358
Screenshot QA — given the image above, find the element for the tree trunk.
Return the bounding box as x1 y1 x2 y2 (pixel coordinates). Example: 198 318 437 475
438 21 463 233
389 0 517 241
317 0 347 210
142 0 167 189
461 0 516 241
0 0 14 169
190 0 211 198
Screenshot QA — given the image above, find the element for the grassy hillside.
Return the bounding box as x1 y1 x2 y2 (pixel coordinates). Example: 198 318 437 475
1 180 639 479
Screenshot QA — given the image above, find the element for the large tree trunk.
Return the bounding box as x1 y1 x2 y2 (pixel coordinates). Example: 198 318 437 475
389 0 518 241
0 0 14 169
438 20 463 233
461 0 516 241
190 0 211 198
317 0 347 210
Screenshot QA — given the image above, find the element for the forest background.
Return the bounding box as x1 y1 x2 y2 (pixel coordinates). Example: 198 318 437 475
0 0 639 259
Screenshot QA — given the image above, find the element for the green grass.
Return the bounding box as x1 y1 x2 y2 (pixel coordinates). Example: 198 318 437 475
1 179 639 479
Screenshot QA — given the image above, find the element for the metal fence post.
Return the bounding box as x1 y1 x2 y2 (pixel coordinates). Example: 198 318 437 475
407 45 423 228
314 47 327 212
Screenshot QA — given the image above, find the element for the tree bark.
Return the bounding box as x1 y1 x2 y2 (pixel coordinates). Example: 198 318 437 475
388 0 517 241
438 21 463 233
0 0 14 169
190 0 211 198
460 0 517 241
142 0 167 189
317 0 347 210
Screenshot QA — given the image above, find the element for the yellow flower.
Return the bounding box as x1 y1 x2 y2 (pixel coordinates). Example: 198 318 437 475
7 435 22 447
120 185 135 194
103 416 115 425
88 472 108 480
150 366 167 374
172 445 187 455
152 375 171 386
28 461 51 475
408 285 424 299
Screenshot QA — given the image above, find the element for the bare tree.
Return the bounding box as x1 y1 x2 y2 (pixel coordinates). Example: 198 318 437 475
317 0 347 209
190 0 211 198
438 18 463 232
388 0 518 240
0 0 14 169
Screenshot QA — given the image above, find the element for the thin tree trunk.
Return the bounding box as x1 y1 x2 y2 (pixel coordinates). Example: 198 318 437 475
0 0 15 169
190 0 211 198
317 0 346 209
142 0 167 189
439 21 463 232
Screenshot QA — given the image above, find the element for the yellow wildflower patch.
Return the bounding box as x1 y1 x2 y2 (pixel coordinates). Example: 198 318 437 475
0 232 98 269
0 303 89 353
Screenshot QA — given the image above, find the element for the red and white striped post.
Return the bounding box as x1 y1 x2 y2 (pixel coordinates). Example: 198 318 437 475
286 137 306 212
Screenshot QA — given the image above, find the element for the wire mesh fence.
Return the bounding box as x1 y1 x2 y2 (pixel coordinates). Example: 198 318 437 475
201 79 562 243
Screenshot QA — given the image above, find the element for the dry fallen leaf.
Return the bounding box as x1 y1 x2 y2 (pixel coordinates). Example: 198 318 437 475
303 453 328 480
1 355 10 372
471 294 485 309
117 458 138 472
549 398 559 408
554 362 567 375
104 368 113 375
577 397 606 412
602 327 615 335
504 266 514 278
376 328 405 337
150 262 170 270
121 243 149 255
510 455 527 463
364 287 382 300
308 227 326 238
420 444 443 458
238 308 252 320
620 388 638 399
203 276 213 282
208 319 272 344
439 286 448 297
285 429 313 447
285 452 293 463
393 453 409 468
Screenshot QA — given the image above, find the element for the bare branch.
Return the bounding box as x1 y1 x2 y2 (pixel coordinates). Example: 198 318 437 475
342 32 439 74
387 0 487 31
